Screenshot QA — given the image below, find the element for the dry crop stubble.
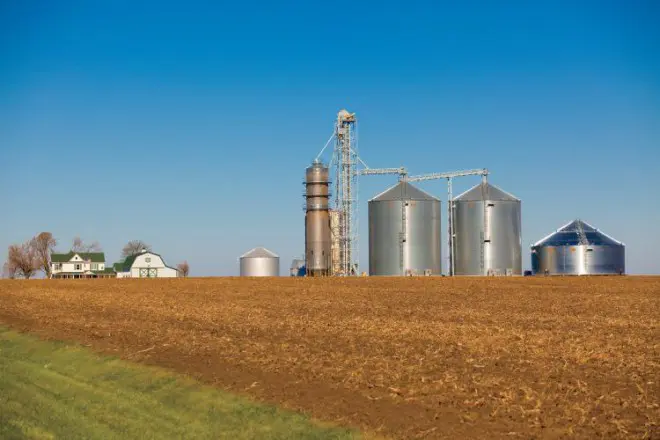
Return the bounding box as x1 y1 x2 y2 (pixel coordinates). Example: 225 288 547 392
0 276 658 439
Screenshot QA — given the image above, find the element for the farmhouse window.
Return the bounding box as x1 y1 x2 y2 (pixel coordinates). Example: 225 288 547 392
92 263 98 270
145 257 151 263
75 263 82 271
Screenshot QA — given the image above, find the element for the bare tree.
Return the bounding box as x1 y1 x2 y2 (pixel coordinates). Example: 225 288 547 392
71 236 102 253
121 240 152 258
31 232 57 278
71 236 84 252
2 260 18 279
7 243 38 279
177 261 190 277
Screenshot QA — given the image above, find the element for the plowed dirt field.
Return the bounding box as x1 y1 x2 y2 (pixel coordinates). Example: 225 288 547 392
1 277 658 439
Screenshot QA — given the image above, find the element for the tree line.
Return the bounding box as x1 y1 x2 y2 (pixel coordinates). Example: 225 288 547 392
2 233 190 279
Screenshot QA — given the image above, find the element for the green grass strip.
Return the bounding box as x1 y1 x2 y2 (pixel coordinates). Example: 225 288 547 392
0 328 359 440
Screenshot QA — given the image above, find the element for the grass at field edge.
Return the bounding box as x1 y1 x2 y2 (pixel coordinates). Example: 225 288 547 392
0 327 361 440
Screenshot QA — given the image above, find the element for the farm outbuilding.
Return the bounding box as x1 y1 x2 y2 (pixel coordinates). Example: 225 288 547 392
113 250 179 278
290 259 305 277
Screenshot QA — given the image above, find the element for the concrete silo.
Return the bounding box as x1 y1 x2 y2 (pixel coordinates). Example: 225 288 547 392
531 219 625 275
239 247 280 276
452 182 522 276
368 181 441 276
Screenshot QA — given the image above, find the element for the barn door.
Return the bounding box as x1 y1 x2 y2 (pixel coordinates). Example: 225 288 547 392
139 268 158 278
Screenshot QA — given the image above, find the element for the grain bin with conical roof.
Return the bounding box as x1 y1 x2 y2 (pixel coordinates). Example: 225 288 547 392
239 247 280 276
368 181 441 276
531 219 625 275
452 182 521 275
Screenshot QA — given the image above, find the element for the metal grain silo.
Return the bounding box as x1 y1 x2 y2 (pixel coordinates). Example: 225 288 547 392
452 182 521 276
304 161 331 276
368 181 441 276
531 219 625 275
239 247 280 276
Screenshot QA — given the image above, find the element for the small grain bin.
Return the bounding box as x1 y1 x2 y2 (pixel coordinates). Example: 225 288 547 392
239 247 280 276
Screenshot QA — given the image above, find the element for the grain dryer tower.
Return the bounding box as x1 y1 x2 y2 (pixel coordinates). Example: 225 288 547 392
452 182 522 276
531 219 625 275
368 181 441 276
239 247 280 276
304 160 331 276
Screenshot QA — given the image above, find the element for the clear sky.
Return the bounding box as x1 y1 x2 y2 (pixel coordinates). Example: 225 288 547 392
1 1 659 275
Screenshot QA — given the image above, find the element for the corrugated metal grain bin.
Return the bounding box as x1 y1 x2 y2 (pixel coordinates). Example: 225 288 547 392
239 247 280 276
531 219 625 275
368 181 441 276
452 182 522 276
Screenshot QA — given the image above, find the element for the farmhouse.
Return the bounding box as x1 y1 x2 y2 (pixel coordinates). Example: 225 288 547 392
50 252 115 279
113 250 179 278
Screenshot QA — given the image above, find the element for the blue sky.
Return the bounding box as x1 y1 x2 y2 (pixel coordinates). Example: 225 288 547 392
1 1 658 275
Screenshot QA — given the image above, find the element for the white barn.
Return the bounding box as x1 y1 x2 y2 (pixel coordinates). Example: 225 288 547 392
113 250 179 278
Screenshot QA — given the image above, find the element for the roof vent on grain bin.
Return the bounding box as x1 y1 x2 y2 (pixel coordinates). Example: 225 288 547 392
239 247 280 277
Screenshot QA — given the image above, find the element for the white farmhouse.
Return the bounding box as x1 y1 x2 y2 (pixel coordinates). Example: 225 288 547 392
50 252 115 279
113 250 179 278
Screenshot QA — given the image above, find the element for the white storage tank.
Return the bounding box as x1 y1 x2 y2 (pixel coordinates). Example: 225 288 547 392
239 247 280 276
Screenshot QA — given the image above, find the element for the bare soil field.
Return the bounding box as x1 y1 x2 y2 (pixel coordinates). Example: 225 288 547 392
0 277 658 439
